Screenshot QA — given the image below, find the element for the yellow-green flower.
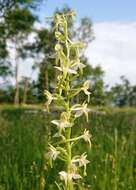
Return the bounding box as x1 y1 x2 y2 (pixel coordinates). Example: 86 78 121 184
72 153 90 176
71 59 86 74
55 65 77 78
46 145 60 167
71 102 90 121
81 80 91 102
51 119 73 131
59 171 82 186
44 90 56 106
82 129 92 148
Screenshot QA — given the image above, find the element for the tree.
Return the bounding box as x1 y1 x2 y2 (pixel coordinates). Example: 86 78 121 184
109 76 133 107
0 0 44 17
0 21 12 80
26 28 56 101
129 85 136 106
0 0 47 105
107 76 136 107
3 8 36 105
0 61 12 79
0 0 16 17
75 17 95 45
18 76 31 104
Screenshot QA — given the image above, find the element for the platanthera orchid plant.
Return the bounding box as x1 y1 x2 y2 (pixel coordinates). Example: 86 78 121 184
45 11 92 190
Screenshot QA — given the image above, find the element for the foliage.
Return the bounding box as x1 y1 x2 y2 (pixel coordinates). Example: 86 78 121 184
108 76 136 107
5 8 36 38
0 0 44 17
0 2 136 107
0 107 135 189
0 61 12 79
34 28 56 101
0 0 37 105
0 21 12 79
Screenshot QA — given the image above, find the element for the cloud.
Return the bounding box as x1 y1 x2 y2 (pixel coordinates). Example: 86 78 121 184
8 21 136 87
85 21 136 86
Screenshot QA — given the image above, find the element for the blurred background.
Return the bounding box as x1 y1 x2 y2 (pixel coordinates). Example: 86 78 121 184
0 0 136 107
0 1 136 190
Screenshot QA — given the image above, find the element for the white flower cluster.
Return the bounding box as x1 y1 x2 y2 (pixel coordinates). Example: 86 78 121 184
45 11 92 190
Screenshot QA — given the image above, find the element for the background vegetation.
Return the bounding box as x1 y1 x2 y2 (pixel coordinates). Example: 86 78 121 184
0 107 136 189
0 0 136 107
0 1 136 189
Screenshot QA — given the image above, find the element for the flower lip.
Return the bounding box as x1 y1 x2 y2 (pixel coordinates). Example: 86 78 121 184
72 152 90 176
82 129 92 148
59 171 82 185
44 90 57 106
81 80 91 102
71 102 90 121
72 152 90 167
51 120 73 131
46 145 60 167
71 59 86 73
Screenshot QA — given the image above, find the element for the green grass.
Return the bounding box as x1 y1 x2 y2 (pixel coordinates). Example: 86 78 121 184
0 107 136 190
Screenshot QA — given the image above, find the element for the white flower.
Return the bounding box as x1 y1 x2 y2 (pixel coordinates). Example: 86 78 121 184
51 112 73 131
82 129 92 148
46 145 60 167
71 59 86 73
72 153 90 167
71 102 90 121
55 65 77 78
51 120 73 131
44 90 56 106
47 145 60 160
72 153 90 176
59 171 82 185
81 81 91 102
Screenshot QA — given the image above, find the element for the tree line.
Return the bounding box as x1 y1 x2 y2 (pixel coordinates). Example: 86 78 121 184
0 0 136 107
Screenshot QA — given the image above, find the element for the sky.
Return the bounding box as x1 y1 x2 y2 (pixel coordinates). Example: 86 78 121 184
20 0 136 86
39 0 136 22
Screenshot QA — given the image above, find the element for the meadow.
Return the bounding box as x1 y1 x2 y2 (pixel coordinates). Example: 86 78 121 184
0 107 136 190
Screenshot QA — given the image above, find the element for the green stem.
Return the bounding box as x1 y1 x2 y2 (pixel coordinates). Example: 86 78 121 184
54 135 83 146
65 98 73 190
65 74 73 190
66 128 73 190
64 15 74 190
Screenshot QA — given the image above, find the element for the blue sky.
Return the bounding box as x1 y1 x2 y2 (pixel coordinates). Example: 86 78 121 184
39 0 136 22
19 0 136 86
